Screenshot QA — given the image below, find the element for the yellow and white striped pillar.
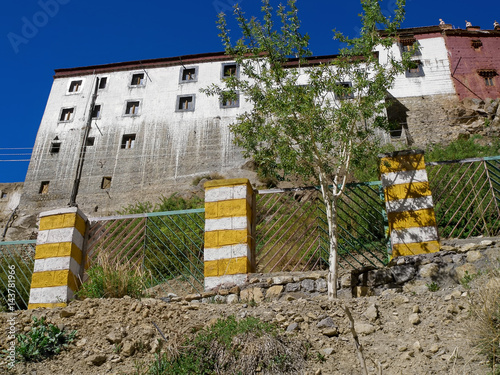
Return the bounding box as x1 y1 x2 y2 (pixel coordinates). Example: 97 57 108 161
28 207 87 309
204 179 254 290
380 150 440 258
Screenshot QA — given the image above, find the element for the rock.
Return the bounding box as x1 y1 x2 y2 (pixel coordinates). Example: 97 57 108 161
301 279 315 292
60 309 76 318
106 331 123 344
266 285 284 300
409 313 421 325
229 286 240 295
315 278 327 292
226 294 239 304
320 347 335 356
272 276 294 285
87 354 107 366
412 305 420 313
364 304 378 322
398 345 408 352
353 286 373 297
240 287 264 303
413 341 423 352
316 317 336 329
285 283 301 292
419 263 439 278
276 314 287 323
286 323 299 332
429 343 440 353
444 290 462 301
440 245 456 251
458 243 477 252
466 250 482 262
391 265 416 284
340 274 351 288
184 294 202 302
121 341 136 357
354 323 376 335
480 240 493 246
322 327 339 337
454 264 477 280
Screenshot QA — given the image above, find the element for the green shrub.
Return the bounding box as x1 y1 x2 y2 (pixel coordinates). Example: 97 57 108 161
426 282 439 292
15 316 76 362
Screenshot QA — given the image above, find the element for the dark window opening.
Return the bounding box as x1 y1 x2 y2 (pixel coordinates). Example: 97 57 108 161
50 137 61 154
98 77 107 89
471 39 482 49
485 77 495 86
177 95 195 111
406 60 424 77
86 137 95 146
125 101 140 115
1 193 7 199
69 80 82 93
59 108 74 122
101 177 112 189
121 134 136 149
131 73 145 86
182 68 196 81
478 70 497 86
335 82 354 100
92 105 101 119
222 64 237 78
39 181 49 194
221 92 240 108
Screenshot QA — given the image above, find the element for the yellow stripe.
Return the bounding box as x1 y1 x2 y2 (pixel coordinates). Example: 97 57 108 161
204 178 251 190
205 199 251 219
392 240 440 257
30 270 80 291
388 208 437 231
28 302 67 310
384 181 432 201
205 229 249 248
204 257 250 277
35 242 83 264
380 154 426 174
39 213 86 237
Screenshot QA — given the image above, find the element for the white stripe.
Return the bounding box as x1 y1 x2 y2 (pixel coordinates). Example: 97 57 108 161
29 286 74 304
205 217 248 232
33 257 81 275
391 226 439 245
204 274 248 290
205 185 251 202
381 169 428 188
37 227 84 249
204 244 250 261
386 196 435 213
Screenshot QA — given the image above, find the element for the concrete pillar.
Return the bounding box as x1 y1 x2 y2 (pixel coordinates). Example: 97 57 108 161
203 179 255 290
380 150 440 258
28 207 87 309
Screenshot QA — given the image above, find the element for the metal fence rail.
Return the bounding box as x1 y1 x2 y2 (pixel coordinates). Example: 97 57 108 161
87 209 205 297
255 182 388 273
427 156 500 239
0 240 36 310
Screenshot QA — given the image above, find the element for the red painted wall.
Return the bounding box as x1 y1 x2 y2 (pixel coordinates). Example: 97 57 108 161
445 33 500 100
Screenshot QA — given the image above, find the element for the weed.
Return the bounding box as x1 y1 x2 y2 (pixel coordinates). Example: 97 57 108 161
15 317 76 362
426 282 440 292
460 270 482 290
248 299 257 307
316 352 326 363
113 343 122 354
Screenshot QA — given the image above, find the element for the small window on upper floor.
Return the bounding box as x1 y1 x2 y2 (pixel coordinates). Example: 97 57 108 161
68 80 82 93
335 82 354 100
1 192 7 199
125 101 141 116
478 69 497 86
131 73 145 86
222 63 238 79
50 137 61 154
180 67 198 83
59 108 75 122
405 60 425 78
86 137 95 146
220 92 240 108
176 95 195 112
98 77 108 89
121 134 136 149
39 181 50 194
471 39 482 49
92 104 102 119
399 35 420 56
101 177 112 189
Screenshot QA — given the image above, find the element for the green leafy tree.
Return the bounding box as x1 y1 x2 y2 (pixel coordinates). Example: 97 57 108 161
202 0 410 298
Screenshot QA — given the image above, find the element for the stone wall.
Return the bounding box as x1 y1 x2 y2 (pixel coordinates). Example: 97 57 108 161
165 238 500 304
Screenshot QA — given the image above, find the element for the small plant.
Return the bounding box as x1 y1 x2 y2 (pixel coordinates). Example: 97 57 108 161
316 352 326 363
248 299 257 307
426 282 440 292
113 343 123 354
460 270 481 290
76 252 147 299
15 317 76 362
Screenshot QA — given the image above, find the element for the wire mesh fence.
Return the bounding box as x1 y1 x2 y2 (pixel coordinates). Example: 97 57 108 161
427 156 500 239
0 240 36 310
255 182 388 273
87 209 205 297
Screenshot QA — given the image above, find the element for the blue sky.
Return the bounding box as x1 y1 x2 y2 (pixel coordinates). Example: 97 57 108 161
0 0 496 182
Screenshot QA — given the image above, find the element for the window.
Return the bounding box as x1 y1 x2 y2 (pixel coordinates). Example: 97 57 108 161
39 181 49 194
478 69 497 86
405 60 425 77
131 73 145 86
176 95 195 111
335 82 354 100
471 39 482 49
220 92 240 108
98 77 107 89
92 104 102 119
1 192 7 199
86 137 95 146
180 67 198 83
68 80 82 93
59 108 74 122
222 63 238 78
125 101 140 116
50 137 61 154
121 134 136 149
399 36 419 56
101 177 112 189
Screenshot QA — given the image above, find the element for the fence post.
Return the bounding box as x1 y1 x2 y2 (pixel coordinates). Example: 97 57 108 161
203 179 254 290
379 150 440 258
28 207 87 309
